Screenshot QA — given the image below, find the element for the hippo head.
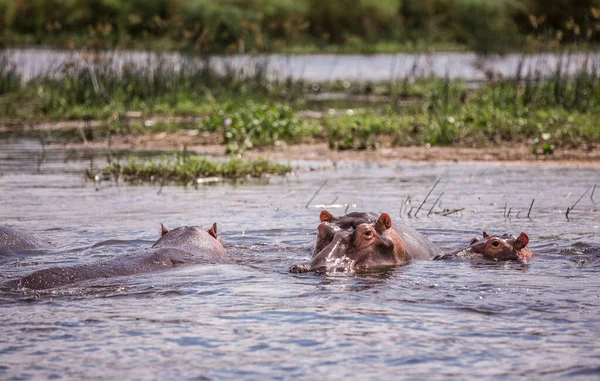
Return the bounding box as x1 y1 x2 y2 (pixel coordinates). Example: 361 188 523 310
152 223 225 254
436 232 533 262
292 213 406 273
314 210 378 255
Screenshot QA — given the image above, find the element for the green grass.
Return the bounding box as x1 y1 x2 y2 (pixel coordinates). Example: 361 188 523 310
0 54 302 128
320 73 600 150
88 153 293 184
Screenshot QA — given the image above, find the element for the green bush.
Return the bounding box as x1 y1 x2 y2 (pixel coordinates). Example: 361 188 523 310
304 0 401 44
203 101 314 155
324 113 416 150
3 0 600 52
523 0 600 41
448 0 521 54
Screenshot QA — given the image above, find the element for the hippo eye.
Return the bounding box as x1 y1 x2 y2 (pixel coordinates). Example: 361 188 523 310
491 241 500 247
364 230 373 237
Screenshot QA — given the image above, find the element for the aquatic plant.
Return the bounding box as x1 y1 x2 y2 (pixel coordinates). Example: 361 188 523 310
88 153 293 184
0 52 20 95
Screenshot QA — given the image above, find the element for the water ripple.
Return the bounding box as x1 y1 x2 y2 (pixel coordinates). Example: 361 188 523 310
0 139 599 380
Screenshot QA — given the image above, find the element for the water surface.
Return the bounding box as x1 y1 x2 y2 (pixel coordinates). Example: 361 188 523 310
0 138 599 380
6 49 600 83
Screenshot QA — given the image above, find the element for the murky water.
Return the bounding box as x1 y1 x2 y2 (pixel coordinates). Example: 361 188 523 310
5 48 600 83
0 137 599 380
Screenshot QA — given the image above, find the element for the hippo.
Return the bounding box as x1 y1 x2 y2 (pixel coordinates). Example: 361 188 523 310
291 211 441 273
0 225 48 255
314 210 440 259
433 232 533 262
8 223 226 290
313 210 379 255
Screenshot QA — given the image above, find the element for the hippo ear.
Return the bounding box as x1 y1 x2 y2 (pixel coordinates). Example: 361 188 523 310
207 223 218 239
375 213 392 233
320 210 334 222
482 231 489 238
161 223 169 236
515 232 529 249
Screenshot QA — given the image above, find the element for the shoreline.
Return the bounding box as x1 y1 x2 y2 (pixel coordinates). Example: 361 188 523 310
53 132 600 166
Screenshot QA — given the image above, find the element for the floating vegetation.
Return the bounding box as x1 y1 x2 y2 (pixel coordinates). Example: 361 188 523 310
87 153 293 184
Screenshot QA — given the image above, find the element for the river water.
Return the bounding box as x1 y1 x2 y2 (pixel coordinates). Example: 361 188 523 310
0 137 599 380
5 49 600 83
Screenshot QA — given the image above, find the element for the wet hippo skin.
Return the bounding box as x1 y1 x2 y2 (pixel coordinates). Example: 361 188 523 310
292 211 441 273
315 210 440 258
0 225 49 255
434 232 533 262
9 224 226 290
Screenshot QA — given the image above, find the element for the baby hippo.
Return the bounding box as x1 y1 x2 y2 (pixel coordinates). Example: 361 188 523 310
434 232 533 262
291 211 440 274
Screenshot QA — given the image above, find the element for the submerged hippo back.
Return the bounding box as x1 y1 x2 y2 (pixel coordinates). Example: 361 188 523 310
152 225 227 262
0 226 48 254
11 224 227 290
393 223 441 260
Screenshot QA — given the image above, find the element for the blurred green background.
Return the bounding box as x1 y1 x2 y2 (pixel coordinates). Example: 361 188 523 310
1 0 599 53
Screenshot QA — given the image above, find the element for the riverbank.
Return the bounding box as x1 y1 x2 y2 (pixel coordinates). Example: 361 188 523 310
2 49 600 163
54 134 600 165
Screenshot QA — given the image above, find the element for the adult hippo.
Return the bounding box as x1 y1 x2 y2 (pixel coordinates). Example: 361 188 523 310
0 225 49 255
314 210 440 259
291 211 441 273
434 232 533 262
8 223 226 290
313 211 379 255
